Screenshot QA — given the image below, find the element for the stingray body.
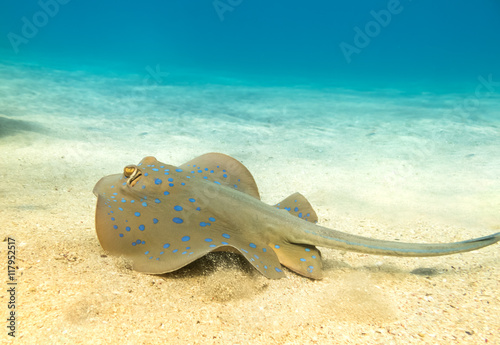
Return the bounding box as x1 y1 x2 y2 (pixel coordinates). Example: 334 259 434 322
93 153 499 279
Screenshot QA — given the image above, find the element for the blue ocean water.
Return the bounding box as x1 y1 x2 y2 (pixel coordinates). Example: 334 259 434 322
1 0 500 92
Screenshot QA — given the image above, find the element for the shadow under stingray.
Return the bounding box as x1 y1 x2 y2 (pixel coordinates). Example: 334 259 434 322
0 115 46 138
160 252 258 280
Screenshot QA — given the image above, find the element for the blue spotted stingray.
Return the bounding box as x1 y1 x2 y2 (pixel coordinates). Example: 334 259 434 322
93 153 500 279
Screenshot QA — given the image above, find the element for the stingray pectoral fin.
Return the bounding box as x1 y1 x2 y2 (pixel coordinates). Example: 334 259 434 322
217 235 285 279
306 227 500 257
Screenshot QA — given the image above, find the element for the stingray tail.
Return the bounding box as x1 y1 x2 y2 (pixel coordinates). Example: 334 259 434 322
300 225 500 257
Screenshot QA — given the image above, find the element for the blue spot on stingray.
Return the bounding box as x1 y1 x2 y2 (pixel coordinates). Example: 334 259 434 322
209 217 216 222
181 182 185 186
205 238 213 242
189 198 196 202
134 212 141 217
132 242 136 246
173 217 183 224
285 207 291 211
209 244 216 248
210 170 214 173
153 218 158 224
200 222 207 227
145 251 149 255
173 249 178 253
168 178 173 182
312 255 317 259
274 245 280 249
164 172 169 175
113 225 118 229
306 213 310 217
222 233 230 239
125 226 131 232
111 185 115 188
300 258 306 262
294 207 299 212
144 173 149 176
214 181 221 185
205 168 208 171
121 199 126 203
130 200 135 203
169 183 174 187
142 202 147 207
222 241 229 245
111 217 115 221
136 240 141 244
163 243 170 249
154 179 162 185
264 265 268 269
176 169 182 172
249 243 257 248
118 207 123 211
203 176 208 179
152 168 159 171
223 169 226 172
305 248 311 252
196 207 201 211
119 234 124 237
160 251 164 255
298 212 302 218
139 225 145 231
262 248 267 252
223 174 227 178
174 205 183 211
182 251 187 255
164 191 170 196
181 236 190 242
234 184 238 188
275 267 282 273
154 198 161 203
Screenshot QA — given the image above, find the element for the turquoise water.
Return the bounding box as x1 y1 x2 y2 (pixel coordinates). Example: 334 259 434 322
1 1 500 91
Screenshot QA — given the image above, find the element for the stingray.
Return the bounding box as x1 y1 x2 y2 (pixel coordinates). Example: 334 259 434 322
93 153 499 279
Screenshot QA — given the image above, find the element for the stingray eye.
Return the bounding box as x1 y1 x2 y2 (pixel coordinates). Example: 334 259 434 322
124 165 143 186
124 165 136 178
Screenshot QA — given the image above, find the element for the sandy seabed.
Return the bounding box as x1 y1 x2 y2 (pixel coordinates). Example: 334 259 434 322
0 63 499 344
